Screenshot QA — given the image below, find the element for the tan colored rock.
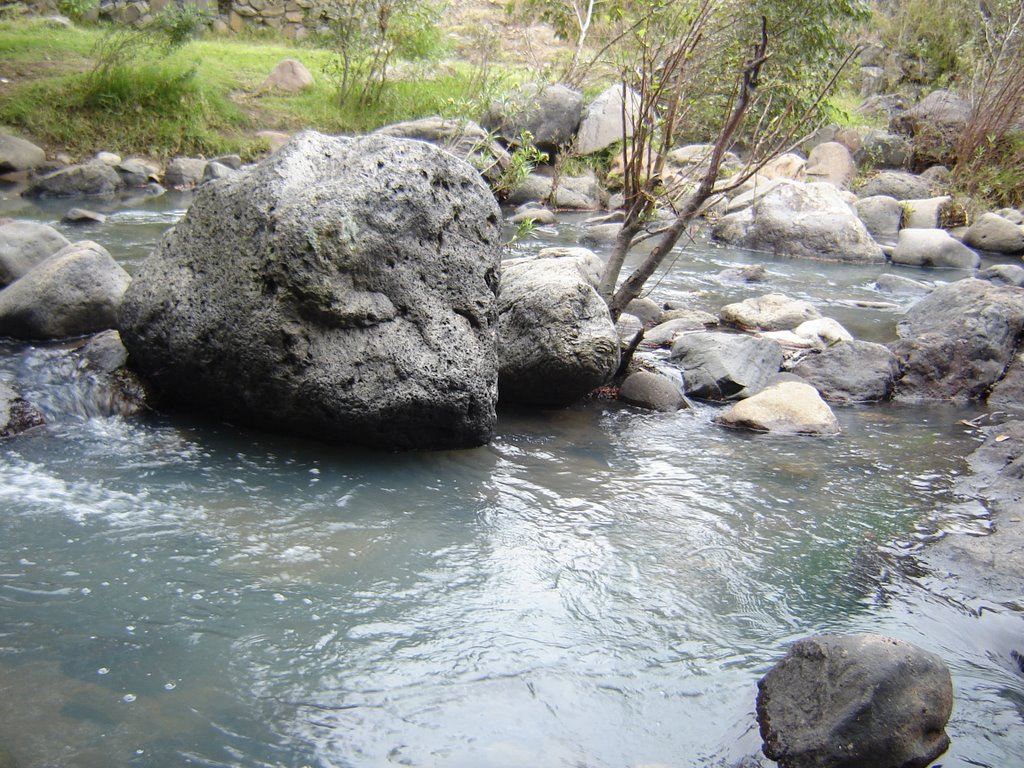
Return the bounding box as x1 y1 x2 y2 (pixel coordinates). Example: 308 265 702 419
720 293 821 332
261 58 314 92
759 153 807 181
714 381 840 435
805 141 856 189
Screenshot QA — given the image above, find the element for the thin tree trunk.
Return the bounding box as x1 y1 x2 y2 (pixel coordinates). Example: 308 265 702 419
605 17 769 321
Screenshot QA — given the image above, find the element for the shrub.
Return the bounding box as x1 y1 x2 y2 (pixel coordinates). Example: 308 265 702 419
57 0 98 22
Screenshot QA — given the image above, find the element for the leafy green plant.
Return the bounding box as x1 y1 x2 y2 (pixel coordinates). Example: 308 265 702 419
321 0 445 107
153 4 212 49
490 131 548 198
57 0 98 22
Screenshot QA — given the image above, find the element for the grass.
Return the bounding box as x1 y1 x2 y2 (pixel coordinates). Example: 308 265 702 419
0 17 515 160
825 92 888 131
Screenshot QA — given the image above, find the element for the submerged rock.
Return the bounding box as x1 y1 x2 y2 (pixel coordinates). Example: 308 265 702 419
497 248 618 407
119 131 502 450
0 240 130 340
714 380 839 435
757 634 952 768
62 208 107 225
618 370 687 412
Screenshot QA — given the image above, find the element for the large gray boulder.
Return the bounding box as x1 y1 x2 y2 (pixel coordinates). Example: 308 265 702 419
962 212 1024 254
163 157 208 190
891 89 972 170
22 160 124 198
0 381 45 438
0 240 130 340
551 172 602 209
119 131 502 450
791 340 900 403
757 634 953 768
892 278 1024 401
712 181 885 263
669 331 783 400
576 84 640 155
889 228 980 269
854 195 903 243
714 380 840 435
856 170 931 200
497 248 618 407
0 220 71 287
487 84 584 154
855 130 911 169
0 133 46 174
70 330 154 417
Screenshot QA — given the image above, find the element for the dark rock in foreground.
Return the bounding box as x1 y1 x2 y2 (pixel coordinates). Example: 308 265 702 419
757 634 953 768
119 131 502 450
670 331 783 400
892 278 1024 402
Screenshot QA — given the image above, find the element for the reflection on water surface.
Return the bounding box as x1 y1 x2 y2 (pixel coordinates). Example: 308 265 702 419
0 187 1021 767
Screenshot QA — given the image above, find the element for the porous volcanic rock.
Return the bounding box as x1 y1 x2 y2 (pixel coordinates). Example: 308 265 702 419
119 131 502 450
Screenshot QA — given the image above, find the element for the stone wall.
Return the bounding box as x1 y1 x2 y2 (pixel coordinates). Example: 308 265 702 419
21 0 332 40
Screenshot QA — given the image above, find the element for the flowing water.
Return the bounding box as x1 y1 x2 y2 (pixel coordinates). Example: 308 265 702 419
1 182 1023 768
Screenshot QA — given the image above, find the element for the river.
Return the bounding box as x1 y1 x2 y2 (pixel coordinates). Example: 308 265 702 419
1 182 1022 767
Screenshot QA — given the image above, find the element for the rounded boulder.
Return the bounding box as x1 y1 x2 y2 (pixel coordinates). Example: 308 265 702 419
0 240 130 340
119 131 502 450
757 634 953 768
